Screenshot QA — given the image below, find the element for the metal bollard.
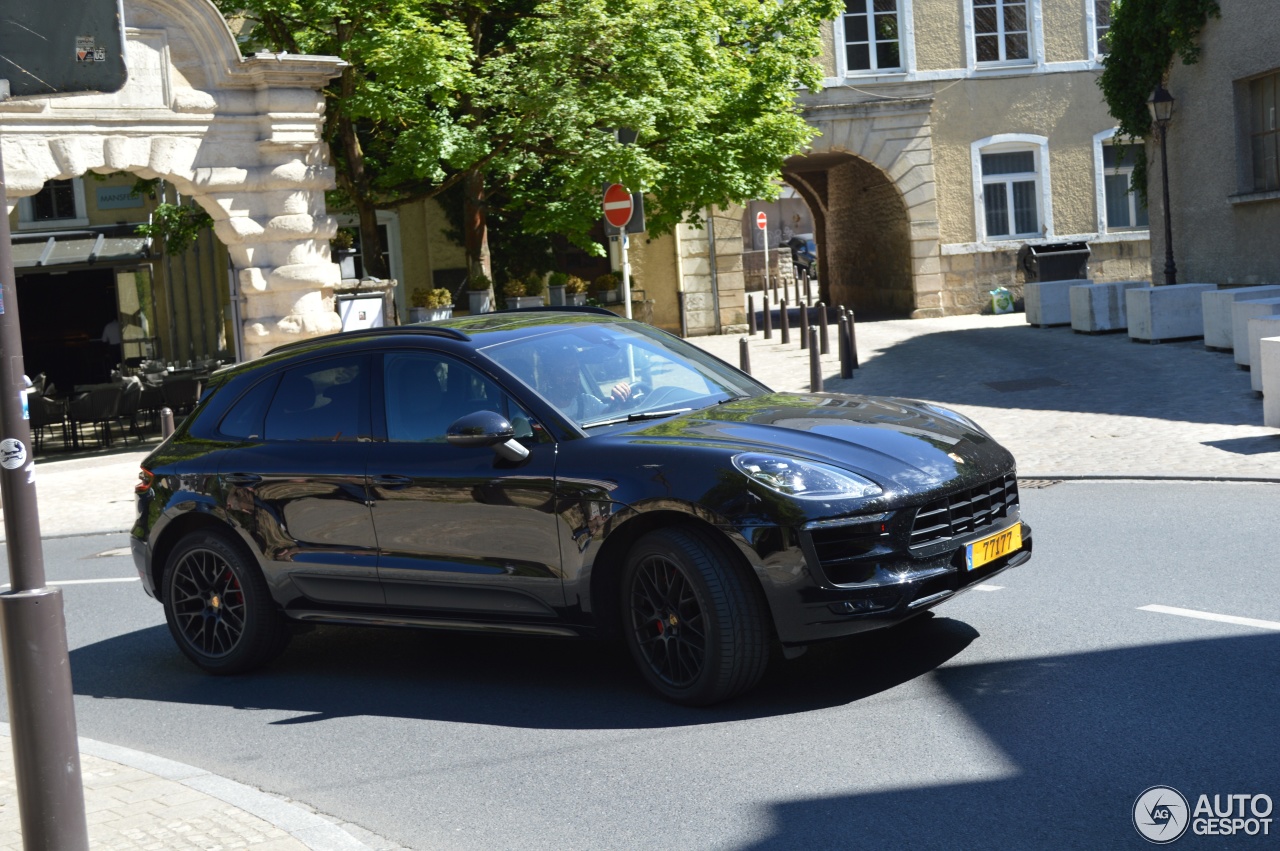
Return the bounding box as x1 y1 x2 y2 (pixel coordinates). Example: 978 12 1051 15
818 302 830 354
838 314 852 379
848 308 860 369
763 298 773 339
809 328 824 392
739 338 752 374
779 299 790 345
161 407 175 439
799 308 808 350
748 294 757 336
806 272 814 304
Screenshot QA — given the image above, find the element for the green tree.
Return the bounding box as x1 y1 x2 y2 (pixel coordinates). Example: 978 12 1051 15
218 0 839 279
1097 0 1219 201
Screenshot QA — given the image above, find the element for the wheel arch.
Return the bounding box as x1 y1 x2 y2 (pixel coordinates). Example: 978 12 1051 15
588 509 776 642
150 510 257 602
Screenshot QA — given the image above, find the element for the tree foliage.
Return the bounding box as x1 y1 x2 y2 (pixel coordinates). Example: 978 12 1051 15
217 0 840 277
1097 0 1220 200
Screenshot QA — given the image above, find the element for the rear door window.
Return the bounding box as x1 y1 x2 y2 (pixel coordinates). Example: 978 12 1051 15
262 355 370 442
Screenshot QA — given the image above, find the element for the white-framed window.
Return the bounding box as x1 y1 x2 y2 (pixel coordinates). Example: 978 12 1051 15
17 178 89 229
835 0 914 76
971 135 1051 241
971 0 1031 65
1093 130 1148 231
1091 0 1112 57
1249 69 1280 192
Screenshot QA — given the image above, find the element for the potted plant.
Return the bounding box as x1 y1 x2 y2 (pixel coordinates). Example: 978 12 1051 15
505 273 544 309
331 228 358 279
409 287 454 322
467 273 493 314
547 271 569 306
564 275 588 306
592 272 620 304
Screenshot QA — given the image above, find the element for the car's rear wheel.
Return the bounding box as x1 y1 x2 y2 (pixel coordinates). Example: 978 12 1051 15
162 531 289 674
621 528 769 706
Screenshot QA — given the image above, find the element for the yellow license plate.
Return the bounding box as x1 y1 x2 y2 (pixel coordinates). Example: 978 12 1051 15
965 524 1022 571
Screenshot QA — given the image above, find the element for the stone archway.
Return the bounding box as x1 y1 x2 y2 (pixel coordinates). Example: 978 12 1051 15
785 96 942 318
0 0 344 360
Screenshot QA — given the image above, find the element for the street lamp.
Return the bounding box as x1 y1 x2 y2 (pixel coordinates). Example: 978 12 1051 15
1148 82 1177 285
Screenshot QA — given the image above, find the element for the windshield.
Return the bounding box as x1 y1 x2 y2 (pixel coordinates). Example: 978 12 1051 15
480 321 767 428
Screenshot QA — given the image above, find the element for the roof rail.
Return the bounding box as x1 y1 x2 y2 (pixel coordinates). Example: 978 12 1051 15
491 305 619 317
266 324 471 356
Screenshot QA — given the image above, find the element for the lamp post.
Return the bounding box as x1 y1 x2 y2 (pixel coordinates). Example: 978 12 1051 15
1148 82 1177 286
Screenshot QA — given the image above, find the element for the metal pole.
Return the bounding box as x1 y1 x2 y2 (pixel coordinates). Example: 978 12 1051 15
818 302 830 354
747 294 756 336
762 297 772 340
739 338 752 375
780 299 790 345
838 314 852 379
799 306 808 350
809 328 823 392
848 308 860 369
161 407 175 439
762 236 770 302
1158 122 1177 286
0 112 91 851
620 233 633 319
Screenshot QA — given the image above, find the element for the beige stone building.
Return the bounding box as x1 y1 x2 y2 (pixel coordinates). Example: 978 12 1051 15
1156 0 1280 287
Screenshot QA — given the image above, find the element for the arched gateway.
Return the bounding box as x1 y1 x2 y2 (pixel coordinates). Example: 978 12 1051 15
1 0 344 361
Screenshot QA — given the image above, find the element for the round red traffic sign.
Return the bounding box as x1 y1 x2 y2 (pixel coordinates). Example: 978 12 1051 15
756 211 768 230
603 183 634 228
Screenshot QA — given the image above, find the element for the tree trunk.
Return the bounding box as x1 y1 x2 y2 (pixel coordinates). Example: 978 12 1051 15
463 168 492 281
334 23 389 280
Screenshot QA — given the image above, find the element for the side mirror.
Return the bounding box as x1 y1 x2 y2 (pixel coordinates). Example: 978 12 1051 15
446 410 530 462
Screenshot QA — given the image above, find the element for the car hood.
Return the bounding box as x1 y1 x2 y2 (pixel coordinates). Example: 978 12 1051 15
619 392 1014 493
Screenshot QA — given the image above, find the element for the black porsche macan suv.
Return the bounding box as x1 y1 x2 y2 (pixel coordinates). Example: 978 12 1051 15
132 308 1032 705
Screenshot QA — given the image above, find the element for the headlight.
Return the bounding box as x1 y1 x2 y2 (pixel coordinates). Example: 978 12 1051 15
732 453 881 500
919 402 987 435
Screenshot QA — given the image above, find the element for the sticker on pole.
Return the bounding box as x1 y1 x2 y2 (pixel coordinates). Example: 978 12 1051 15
603 183 634 229
1 439 28 470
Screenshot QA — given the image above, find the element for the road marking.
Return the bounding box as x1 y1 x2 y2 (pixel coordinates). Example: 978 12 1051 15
0 577 139 590
1139 604 1280 632
973 584 1004 592
94 547 133 558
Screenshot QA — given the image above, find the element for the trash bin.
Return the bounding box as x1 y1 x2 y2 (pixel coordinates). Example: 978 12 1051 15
1023 242 1090 281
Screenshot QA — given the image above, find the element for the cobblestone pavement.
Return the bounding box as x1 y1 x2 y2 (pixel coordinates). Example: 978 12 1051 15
2 307 1276 849
690 310 1280 480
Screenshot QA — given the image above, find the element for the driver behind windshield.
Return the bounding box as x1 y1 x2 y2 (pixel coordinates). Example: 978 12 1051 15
537 345 633 421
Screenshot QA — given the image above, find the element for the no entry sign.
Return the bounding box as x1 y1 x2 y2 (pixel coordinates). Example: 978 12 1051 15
756 211 768 230
603 184 634 229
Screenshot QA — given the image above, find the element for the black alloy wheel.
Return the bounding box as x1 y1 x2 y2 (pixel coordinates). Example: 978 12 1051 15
622 527 770 706
162 532 289 674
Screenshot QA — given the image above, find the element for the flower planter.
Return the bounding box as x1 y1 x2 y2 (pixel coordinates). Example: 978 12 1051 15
411 306 453 323
335 249 358 280
565 292 587 306
506 295 544 310
548 285 566 306
595 288 620 304
468 290 493 314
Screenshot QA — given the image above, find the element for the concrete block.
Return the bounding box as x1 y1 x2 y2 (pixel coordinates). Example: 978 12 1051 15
1202 286 1280 350
1126 283 1217 342
1024 278 1086 327
1070 280 1148 333
1232 298 1280 366
1247 317 1280 390
1264 338 1280 427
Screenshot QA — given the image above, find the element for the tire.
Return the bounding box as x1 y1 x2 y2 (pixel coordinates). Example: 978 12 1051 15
621 527 770 706
162 531 290 674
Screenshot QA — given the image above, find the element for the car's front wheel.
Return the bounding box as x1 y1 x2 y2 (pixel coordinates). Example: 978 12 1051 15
621 527 770 706
162 531 289 674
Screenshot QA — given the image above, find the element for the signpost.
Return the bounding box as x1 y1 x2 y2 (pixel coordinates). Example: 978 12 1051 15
0 3 128 847
757 210 770 298
603 184 634 318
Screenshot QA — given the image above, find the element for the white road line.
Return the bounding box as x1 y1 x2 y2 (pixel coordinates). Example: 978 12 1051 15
973 584 1004 592
1138 604 1280 632
1 577 139 590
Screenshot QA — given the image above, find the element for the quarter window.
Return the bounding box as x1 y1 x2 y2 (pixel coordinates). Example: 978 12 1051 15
263 356 368 442
1250 71 1280 192
844 0 901 72
1102 143 1149 230
973 0 1029 64
981 150 1040 238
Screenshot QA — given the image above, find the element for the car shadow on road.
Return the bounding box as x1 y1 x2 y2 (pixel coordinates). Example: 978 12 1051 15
736 631 1280 848
68 614 977 728
830 322 1263 428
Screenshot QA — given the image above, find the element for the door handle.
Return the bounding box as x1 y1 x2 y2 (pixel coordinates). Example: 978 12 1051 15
371 474 413 488
223 472 261 485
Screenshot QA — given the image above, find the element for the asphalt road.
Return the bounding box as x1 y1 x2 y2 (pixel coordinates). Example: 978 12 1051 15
4 481 1279 850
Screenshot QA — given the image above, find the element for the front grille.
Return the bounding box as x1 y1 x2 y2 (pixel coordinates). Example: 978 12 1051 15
909 474 1018 549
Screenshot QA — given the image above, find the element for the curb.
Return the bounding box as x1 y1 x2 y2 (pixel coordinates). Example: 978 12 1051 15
0 723 374 851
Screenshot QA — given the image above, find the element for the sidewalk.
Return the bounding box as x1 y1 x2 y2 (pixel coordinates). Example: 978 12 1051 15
1 307 1277 849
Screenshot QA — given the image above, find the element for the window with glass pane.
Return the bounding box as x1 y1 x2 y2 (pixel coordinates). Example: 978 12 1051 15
973 0 1029 64
845 0 901 72
31 180 78 221
1101 143 1149 230
1251 72 1280 192
981 150 1038 238
1095 0 1111 55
